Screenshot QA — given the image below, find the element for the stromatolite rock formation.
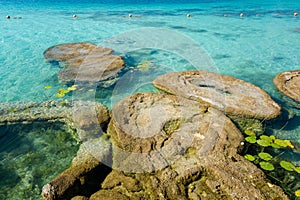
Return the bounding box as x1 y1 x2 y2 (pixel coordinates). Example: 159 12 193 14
0 100 109 134
43 42 124 84
42 139 112 200
153 70 281 120
274 70 300 103
96 92 288 199
0 100 112 200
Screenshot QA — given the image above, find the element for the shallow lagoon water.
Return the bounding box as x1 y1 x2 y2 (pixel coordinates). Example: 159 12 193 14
0 0 300 199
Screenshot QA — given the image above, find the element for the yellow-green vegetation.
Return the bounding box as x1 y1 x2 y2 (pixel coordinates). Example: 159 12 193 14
44 85 78 98
295 189 300 197
163 119 181 135
242 130 300 198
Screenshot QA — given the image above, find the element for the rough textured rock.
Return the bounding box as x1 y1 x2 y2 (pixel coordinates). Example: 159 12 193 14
153 70 281 120
43 42 124 83
99 92 288 199
0 100 111 200
0 100 109 133
274 70 300 103
42 140 112 200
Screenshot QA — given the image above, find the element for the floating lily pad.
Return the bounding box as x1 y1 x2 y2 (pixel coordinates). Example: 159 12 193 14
44 85 52 89
244 130 255 136
257 139 271 147
244 154 255 162
56 93 65 98
280 160 295 171
295 189 300 197
274 139 294 148
270 135 276 140
294 166 300 174
258 152 273 161
260 135 273 143
259 161 274 171
245 136 257 144
67 85 77 91
270 143 281 149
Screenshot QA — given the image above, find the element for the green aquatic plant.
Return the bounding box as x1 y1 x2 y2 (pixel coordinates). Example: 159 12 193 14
258 152 273 161
55 85 78 98
44 85 52 89
256 139 271 147
44 84 78 98
295 189 300 197
241 130 300 198
280 161 295 172
244 129 256 136
259 161 274 171
245 135 256 144
244 154 255 161
136 60 156 71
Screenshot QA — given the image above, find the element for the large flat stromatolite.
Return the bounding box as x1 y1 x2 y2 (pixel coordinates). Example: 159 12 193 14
153 70 281 119
99 92 288 199
43 42 124 83
274 70 300 103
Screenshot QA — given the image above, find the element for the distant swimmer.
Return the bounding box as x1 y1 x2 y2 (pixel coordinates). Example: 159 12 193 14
294 12 298 17
73 14 78 19
187 13 191 18
129 13 133 18
6 15 10 19
240 13 244 18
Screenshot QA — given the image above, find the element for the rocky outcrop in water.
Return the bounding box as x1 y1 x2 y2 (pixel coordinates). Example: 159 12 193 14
38 92 288 200
43 42 124 84
0 100 112 199
153 70 281 119
274 70 300 103
0 100 109 133
92 92 287 200
42 139 112 200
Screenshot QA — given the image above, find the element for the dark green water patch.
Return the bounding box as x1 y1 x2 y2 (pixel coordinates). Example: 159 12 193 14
0 122 79 199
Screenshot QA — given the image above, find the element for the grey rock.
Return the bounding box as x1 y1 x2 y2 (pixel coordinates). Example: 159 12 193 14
153 70 281 119
274 70 300 103
98 92 288 200
43 42 124 84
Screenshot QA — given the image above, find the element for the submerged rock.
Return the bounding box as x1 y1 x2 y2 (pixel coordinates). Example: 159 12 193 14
98 92 288 199
0 100 111 200
42 139 112 200
153 70 281 120
0 100 109 133
43 42 124 84
274 70 300 103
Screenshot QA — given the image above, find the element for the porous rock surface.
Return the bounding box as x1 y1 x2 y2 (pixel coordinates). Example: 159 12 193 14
43 42 124 83
94 92 288 200
0 100 111 200
274 70 300 103
153 70 281 120
0 100 109 134
42 140 112 200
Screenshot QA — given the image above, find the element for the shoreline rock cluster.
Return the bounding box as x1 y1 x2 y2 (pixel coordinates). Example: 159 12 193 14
2 43 299 199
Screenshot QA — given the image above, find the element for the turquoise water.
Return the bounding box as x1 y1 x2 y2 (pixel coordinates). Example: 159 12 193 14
0 0 300 199
0 122 79 199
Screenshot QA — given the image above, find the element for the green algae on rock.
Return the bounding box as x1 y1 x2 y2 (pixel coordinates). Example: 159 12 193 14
153 70 281 120
101 92 288 199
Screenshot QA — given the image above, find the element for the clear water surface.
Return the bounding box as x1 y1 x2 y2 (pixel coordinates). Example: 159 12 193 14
0 0 300 199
